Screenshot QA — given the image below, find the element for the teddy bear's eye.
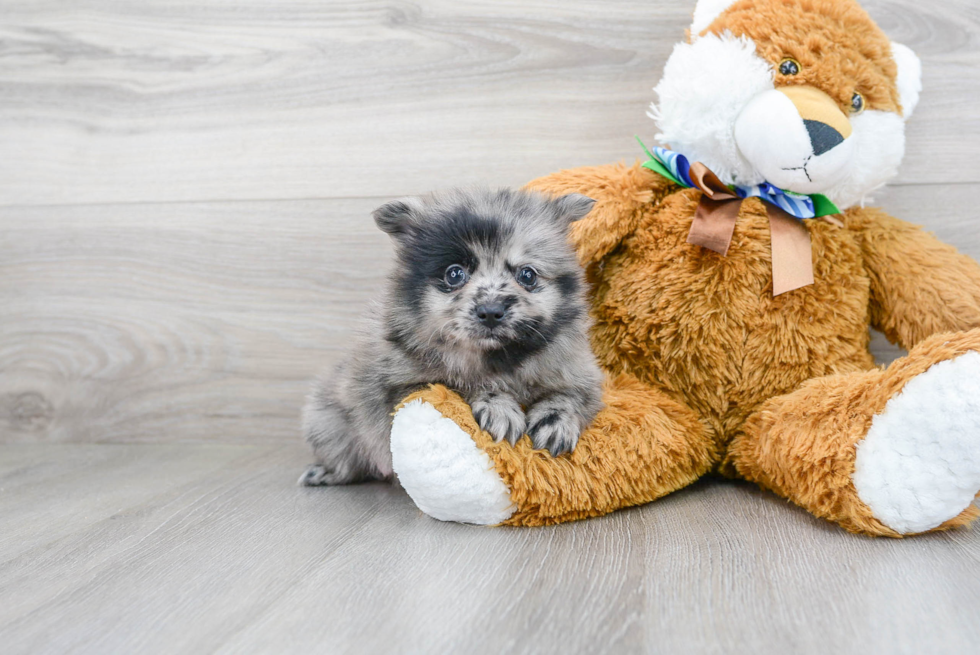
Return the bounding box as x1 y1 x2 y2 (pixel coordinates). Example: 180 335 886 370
850 92 865 114
778 58 801 76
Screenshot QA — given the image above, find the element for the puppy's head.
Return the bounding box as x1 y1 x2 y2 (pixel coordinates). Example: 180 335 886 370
374 188 595 370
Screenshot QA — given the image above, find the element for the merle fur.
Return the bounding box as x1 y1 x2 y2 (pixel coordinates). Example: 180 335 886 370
300 188 604 486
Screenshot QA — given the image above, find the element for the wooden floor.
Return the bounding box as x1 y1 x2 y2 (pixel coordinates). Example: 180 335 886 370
4 442 980 654
2 1 979 653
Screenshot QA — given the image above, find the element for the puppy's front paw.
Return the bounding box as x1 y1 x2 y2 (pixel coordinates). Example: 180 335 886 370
471 394 526 445
526 406 582 456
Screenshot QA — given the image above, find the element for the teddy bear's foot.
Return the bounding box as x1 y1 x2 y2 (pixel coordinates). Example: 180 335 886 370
391 397 515 525
730 329 980 537
853 351 980 534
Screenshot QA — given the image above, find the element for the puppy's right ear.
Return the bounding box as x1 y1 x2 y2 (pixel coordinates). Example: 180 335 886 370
526 162 669 267
372 197 424 238
551 193 597 227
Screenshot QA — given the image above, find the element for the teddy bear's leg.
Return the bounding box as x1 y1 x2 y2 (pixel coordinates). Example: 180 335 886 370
728 329 980 537
390 374 717 526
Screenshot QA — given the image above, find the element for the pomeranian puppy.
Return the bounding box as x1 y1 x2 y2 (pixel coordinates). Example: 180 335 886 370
299 188 604 486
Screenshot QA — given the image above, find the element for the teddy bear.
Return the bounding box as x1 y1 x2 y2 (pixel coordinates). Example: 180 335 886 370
386 0 980 537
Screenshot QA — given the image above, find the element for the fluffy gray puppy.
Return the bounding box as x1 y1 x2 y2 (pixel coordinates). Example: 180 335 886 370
299 188 604 486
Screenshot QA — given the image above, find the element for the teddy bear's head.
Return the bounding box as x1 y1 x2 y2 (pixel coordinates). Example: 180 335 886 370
650 0 921 209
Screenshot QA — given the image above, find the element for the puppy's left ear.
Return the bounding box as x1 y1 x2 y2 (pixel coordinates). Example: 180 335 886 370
551 193 597 228
372 197 425 239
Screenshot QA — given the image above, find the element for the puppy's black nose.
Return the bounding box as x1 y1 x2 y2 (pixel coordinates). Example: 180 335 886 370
475 302 506 328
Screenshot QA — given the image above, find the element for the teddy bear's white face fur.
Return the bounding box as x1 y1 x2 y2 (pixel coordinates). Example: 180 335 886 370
649 0 921 209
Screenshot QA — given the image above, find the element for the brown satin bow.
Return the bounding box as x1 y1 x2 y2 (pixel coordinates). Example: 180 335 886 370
685 162 841 296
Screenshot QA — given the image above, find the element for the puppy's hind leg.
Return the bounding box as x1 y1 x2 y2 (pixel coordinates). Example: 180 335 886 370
299 385 376 486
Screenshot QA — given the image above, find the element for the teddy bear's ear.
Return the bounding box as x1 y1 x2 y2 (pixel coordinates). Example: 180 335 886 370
891 42 922 120
372 197 425 239
690 0 739 36
551 193 597 228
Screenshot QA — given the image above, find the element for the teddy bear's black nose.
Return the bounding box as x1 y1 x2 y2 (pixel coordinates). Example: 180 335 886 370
804 119 845 156
475 302 507 328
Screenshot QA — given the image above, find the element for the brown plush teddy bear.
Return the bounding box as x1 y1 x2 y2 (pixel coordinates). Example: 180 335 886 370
387 0 980 537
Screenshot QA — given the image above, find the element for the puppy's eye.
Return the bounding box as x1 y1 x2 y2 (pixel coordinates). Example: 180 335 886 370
850 92 865 114
779 58 801 76
444 264 468 289
516 266 538 289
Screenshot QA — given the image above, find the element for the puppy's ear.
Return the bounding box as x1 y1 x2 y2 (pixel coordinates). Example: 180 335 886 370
372 197 425 238
551 193 597 228
527 163 669 267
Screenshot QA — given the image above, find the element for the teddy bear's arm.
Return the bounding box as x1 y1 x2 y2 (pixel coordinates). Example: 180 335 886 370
847 207 980 349
525 161 672 266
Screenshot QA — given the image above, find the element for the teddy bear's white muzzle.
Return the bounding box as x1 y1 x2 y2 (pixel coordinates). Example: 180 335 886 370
734 88 854 195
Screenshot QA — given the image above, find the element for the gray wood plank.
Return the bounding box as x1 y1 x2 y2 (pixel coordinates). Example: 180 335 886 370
0 197 391 443
0 0 976 206
0 442 274 563
2 184 976 443
0 443 400 654
0 443 977 654
636 483 980 654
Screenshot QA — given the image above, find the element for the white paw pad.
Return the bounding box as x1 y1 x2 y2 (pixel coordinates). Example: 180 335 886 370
854 352 980 534
390 400 515 525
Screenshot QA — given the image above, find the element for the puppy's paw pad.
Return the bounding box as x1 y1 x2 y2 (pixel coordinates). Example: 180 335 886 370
298 465 336 486
527 410 580 456
472 396 526 445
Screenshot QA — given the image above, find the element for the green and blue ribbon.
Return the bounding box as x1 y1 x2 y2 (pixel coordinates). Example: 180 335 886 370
636 137 839 219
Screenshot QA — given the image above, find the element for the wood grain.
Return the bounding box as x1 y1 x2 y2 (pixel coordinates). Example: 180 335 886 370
0 442 977 654
0 197 389 442
2 3 979 651
2 184 976 443
0 0 977 206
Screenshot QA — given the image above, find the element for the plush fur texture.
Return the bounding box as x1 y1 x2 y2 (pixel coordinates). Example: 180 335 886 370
387 0 980 536
391 162 980 534
391 398 516 524
301 188 604 485
651 32 775 188
853 351 980 534
398 375 714 526
690 0 740 35
653 0 919 209
729 330 980 536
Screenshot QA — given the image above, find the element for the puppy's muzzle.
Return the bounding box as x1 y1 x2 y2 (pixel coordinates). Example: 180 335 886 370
475 301 507 328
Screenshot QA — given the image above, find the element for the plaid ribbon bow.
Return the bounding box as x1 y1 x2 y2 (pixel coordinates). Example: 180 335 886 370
637 138 843 296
